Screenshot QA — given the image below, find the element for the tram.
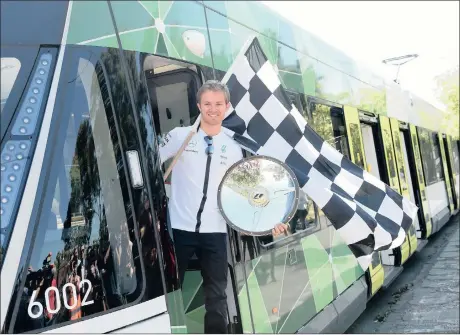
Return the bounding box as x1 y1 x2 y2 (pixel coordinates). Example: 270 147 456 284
1 1 459 334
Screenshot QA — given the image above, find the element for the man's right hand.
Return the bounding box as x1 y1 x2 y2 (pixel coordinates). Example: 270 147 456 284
272 223 289 237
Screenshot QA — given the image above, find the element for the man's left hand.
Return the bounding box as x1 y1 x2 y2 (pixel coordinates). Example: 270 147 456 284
272 223 289 237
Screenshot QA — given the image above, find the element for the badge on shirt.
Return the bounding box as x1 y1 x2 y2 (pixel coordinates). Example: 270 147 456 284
158 132 172 147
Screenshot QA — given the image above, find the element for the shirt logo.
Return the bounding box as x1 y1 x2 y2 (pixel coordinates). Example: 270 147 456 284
188 140 197 148
221 145 227 153
158 132 171 147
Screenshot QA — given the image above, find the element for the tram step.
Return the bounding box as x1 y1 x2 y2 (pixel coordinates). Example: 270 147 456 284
416 239 428 253
382 265 404 289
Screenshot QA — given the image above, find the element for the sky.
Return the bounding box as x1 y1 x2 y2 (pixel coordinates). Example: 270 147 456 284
262 1 459 111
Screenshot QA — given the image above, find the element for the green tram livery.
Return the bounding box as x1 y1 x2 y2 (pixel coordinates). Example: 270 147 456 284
1 1 459 334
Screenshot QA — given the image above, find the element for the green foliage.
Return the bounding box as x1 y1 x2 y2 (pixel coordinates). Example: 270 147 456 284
435 67 459 138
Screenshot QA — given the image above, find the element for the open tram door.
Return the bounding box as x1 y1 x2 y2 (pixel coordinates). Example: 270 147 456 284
144 56 266 334
356 112 404 286
388 118 418 254
343 107 384 298
437 133 456 216
441 134 459 215
405 125 434 240
376 116 414 267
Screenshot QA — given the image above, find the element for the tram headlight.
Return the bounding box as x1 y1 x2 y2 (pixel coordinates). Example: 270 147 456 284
1 52 52 249
11 53 52 136
0 140 32 232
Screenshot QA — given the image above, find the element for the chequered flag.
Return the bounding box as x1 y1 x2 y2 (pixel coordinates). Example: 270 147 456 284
220 37 419 271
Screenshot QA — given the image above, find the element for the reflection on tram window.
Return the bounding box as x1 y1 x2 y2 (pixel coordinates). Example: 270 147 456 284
308 102 350 228
418 129 445 185
383 129 398 182
255 190 318 248
287 191 316 234
309 103 350 159
450 140 459 175
411 131 426 183
12 55 147 333
1 57 21 114
391 128 408 192
349 123 365 168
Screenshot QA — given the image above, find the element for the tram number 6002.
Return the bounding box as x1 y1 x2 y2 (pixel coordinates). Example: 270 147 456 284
28 279 94 318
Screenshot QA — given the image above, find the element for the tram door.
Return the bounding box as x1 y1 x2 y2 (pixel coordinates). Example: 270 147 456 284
375 116 411 266
389 118 417 257
444 135 460 210
441 134 459 212
406 125 433 239
145 57 248 334
435 132 455 215
398 124 425 242
146 59 200 334
344 107 384 297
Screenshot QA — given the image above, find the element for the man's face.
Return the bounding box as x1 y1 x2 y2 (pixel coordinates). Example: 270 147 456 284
197 90 230 126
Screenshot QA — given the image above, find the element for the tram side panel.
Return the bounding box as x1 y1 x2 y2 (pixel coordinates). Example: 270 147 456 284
233 99 368 335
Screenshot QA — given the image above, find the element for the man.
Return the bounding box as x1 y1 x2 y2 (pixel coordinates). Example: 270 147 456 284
158 80 288 333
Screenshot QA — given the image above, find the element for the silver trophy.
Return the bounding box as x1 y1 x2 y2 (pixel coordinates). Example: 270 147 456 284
217 155 300 236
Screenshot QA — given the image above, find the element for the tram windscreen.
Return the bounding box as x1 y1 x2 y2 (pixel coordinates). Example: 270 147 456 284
1 57 21 114
8 55 146 333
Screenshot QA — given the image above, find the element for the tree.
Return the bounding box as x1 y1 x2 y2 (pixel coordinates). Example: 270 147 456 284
435 67 459 138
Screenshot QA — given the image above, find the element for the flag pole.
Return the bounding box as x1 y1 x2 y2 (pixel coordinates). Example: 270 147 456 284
163 114 201 181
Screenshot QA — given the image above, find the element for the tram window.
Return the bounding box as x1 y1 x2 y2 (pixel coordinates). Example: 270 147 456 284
382 128 398 181
253 189 318 248
285 90 300 109
1 57 21 114
431 133 445 181
411 130 426 184
286 90 309 121
236 150 318 248
10 56 144 333
309 103 350 158
144 55 202 190
451 140 460 175
258 96 319 245
286 190 317 234
281 96 318 237
349 123 365 169
144 55 201 134
310 103 334 144
308 102 350 229
418 129 444 185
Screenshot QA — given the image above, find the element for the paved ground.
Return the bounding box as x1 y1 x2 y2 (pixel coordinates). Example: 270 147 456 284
348 214 459 334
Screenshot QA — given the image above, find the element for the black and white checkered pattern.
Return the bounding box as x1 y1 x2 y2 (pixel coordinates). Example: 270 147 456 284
221 38 419 271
